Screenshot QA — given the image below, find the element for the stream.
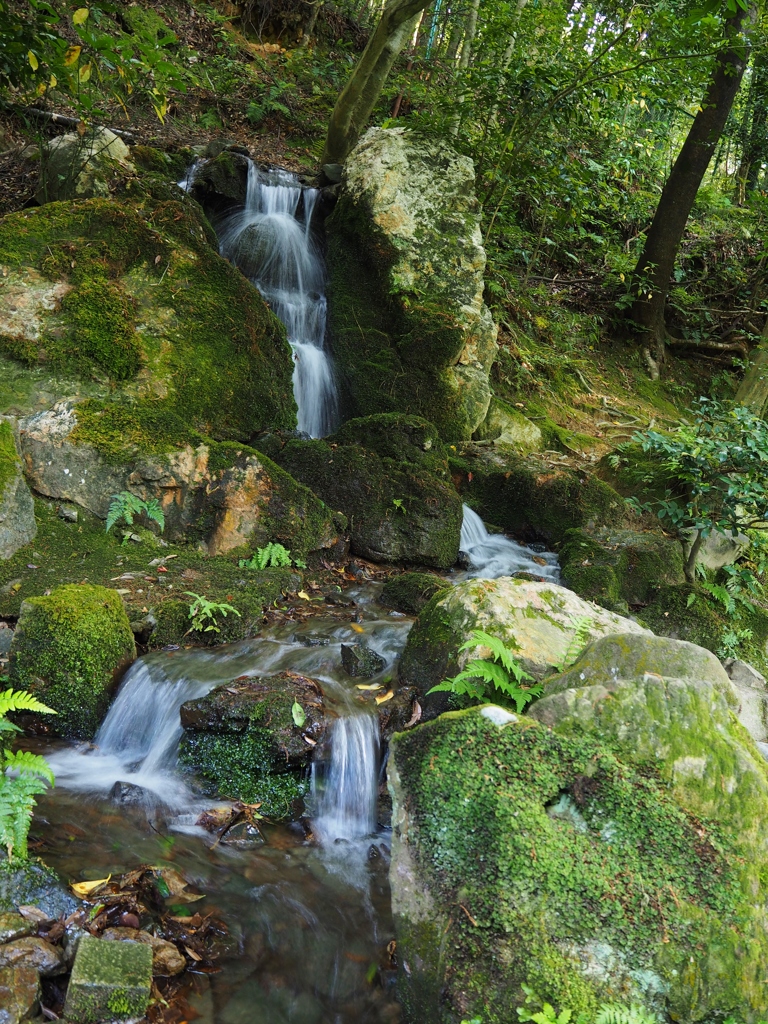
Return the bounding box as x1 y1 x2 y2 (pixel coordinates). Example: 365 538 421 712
28 166 562 1023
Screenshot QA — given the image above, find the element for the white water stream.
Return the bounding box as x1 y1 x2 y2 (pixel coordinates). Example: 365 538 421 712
217 164 339 438
459 504 560 582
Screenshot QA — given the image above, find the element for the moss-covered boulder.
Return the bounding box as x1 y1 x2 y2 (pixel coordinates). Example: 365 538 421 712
18 405 340 556
0 188 295 435
380 572 451 616
452 446 625 544
37 128 135 204
189 149 250 205
399 578 650 717
389 681 768 1024
559 526 685 611
179 671 328 817
274 429 462 568
0 418 35 559
8 583 135 738
326 128 497 439
473 397 543 452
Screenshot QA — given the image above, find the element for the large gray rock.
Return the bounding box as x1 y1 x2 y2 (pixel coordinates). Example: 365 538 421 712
0 420 35 560
682 527 750 570
398 577 651 715
724 657 768 745
19 403 340 556
326 127 498 439
473 397 543 451
37 127 135 203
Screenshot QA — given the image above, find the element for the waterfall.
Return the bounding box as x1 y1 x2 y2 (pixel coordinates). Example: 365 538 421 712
218 164 339 438
460 504 560 582
310 714 380 844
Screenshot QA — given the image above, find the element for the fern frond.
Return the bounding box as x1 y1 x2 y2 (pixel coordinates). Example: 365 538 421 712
4 749 55 785
0 688 57 717
595 1003 658 1024
144 498 165 532
427 675 487 701
0 719 21 735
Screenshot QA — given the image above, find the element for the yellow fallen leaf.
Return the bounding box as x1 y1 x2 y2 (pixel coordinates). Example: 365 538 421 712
375 690 394 705
78 63 92 83
350 623 365 633
71 875 111 897
356 683 382 691
297 590 311 600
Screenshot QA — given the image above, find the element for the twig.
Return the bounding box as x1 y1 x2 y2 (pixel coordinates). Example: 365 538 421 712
1 100 135 141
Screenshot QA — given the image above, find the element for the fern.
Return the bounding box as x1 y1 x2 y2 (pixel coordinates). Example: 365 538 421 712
553 615 594 673
428 630 542 712
700 581 736 615
239 542 300 569
0 690 56 860
106 491 165 534
594 1004 658 1024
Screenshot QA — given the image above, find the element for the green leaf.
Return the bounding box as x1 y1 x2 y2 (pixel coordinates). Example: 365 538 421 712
292 701 306 728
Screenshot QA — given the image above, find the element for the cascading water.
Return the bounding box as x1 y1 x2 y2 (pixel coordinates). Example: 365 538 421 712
217 164 339 438
459 503 560 581
311 714 380 844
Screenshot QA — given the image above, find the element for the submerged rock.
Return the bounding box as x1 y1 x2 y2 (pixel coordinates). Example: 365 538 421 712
179 671 328 817
0 420 35 561
0 860 79 920
9 583 135 738
399 577 650 717
0 937 65 976
389 684 768 1023
341 642 385 678
326 128 497 439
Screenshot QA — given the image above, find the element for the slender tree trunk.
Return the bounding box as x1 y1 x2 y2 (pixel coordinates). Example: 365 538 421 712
630 5 752 378
458 0 480 68
736 318 768 415
323 0 428 165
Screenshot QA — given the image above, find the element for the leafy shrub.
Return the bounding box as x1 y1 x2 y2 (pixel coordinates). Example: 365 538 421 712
0 687 56 861
427 630 542 712
239 542 306 569
185 592 241 634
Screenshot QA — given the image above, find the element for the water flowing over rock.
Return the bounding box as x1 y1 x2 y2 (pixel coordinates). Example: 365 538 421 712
459 504 560 581
217 164 339 438
399 576 650 717
326 127 497 439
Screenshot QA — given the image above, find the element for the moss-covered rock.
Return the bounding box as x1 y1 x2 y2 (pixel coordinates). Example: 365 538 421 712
0 190 295 435
179 672 327 817
399 578 650 718
0 418 35 559
326 128 497 439
189 149 250 205
473 397 543 452
0 858 79 919
559 526 685 611
37 128 135 204
8 583 135 738
389 693 768 1024
275 432 462 568
452 445 625 544
64 934 152 1024
379 572 450 616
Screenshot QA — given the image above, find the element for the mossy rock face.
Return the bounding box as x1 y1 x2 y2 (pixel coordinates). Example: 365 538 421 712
452 446 625 544
0 418 35 559
473 396 543 452
19 406 340 557
8 583 135 739
379 572 450 616
179 672 328 817
326 128 497 440
399 577 650 717
0 190 295 437
274 434 462 568
189 150 250 205
559 526 685 611
0 859 79 919
331 413 451 479
389 697 768 1024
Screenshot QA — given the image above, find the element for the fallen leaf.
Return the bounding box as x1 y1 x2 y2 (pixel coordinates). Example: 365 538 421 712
71 875 111 897
302 734 317 746
350 623 365 633
405 700 422 728
375 690 394 705
297 590 310 600
355 683 382 691
184 945 203 961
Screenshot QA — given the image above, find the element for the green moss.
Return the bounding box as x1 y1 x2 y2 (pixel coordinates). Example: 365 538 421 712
331 413 451 479
54 278 141 381
380 572 450 616
391 710 758 1024
0 421 19 495
9 583 135 738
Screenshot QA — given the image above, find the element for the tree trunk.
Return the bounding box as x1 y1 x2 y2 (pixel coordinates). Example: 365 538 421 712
736 319 768 415
631 5 751 378
322 0 428 165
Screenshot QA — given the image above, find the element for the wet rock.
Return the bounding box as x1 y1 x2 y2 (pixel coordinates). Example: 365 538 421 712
64 934 152 1022
0 936 65 976
101 927 186 976
399 577 651 718
341 642 385 679
37 127 135 203
109 781 148 806
0 624 13 656
0 914 33 944
292 633 331 647
9 583 136 739
189 149 250 204
179 671 329 817
0 419 36 561
0 861 79 920
379 572 450 616
129 615 155 645
326 127 497 439
0 965 40 1024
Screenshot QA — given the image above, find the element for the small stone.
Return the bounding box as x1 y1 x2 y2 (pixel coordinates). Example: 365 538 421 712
322 162 343 183
0 626 13 657
64 934 152 1023
0 965 40 1024
0 913 33 944
109 781 147 806
0 936 65 976
292 633 330 647
57 504 78 523
341 642 385 679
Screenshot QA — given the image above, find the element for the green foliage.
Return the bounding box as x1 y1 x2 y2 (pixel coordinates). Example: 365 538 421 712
517 988 660 1024
553 616 593 673
518 986 572 1024
106 492 165 535
0 686 56 861
291 701 306 728
185 592 241 635
239 543 305 570
427 629 542 712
